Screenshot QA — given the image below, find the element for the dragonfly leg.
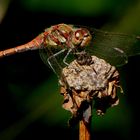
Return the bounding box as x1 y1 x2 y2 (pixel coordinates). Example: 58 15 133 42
63 48 72 65
47 49 66 74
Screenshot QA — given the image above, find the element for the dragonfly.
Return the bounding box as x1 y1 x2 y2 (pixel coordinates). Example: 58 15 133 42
0 23 140 77
0 23 91 76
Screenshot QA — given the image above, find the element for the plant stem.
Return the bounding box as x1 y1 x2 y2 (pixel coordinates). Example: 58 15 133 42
79 118 91 140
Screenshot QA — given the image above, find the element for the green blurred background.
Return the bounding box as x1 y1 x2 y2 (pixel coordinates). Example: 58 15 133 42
0 0 140 140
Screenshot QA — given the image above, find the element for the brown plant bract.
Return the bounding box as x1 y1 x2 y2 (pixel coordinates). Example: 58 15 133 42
59 55 122 125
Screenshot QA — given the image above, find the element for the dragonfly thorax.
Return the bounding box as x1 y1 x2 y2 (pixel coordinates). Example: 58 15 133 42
44 24 72 47
43 24 92 49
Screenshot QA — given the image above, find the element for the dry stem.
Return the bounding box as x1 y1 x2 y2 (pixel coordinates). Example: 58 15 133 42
79 119 91 140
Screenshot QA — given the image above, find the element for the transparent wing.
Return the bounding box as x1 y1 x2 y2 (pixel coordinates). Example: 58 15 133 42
40 25 140 75
77 25 140 67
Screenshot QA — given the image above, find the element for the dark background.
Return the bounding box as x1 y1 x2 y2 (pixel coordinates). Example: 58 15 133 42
0 0 140 140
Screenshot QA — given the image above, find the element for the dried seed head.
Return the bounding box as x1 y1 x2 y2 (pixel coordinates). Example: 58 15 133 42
59 55 122 126
60 55 119 91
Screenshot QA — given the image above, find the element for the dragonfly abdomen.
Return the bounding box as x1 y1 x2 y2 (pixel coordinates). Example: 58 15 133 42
0 34 44 58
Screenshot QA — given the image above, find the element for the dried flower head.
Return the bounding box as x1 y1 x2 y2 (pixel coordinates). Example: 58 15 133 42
59 54 123 126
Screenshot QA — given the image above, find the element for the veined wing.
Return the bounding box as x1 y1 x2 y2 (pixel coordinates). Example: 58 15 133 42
40 24 140 75
77 25 140 67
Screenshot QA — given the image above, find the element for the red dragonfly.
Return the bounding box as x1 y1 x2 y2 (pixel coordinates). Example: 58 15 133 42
0 23 91 75
0 23 140 77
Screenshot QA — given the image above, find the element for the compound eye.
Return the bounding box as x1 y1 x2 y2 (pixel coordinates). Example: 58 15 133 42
72 28 91 47
75 30 83 40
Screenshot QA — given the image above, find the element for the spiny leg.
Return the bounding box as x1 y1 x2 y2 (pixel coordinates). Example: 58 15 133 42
47 48 66 74
63 48 72 65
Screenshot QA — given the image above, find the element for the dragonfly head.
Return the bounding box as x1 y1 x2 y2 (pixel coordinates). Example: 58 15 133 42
72 28 92 48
